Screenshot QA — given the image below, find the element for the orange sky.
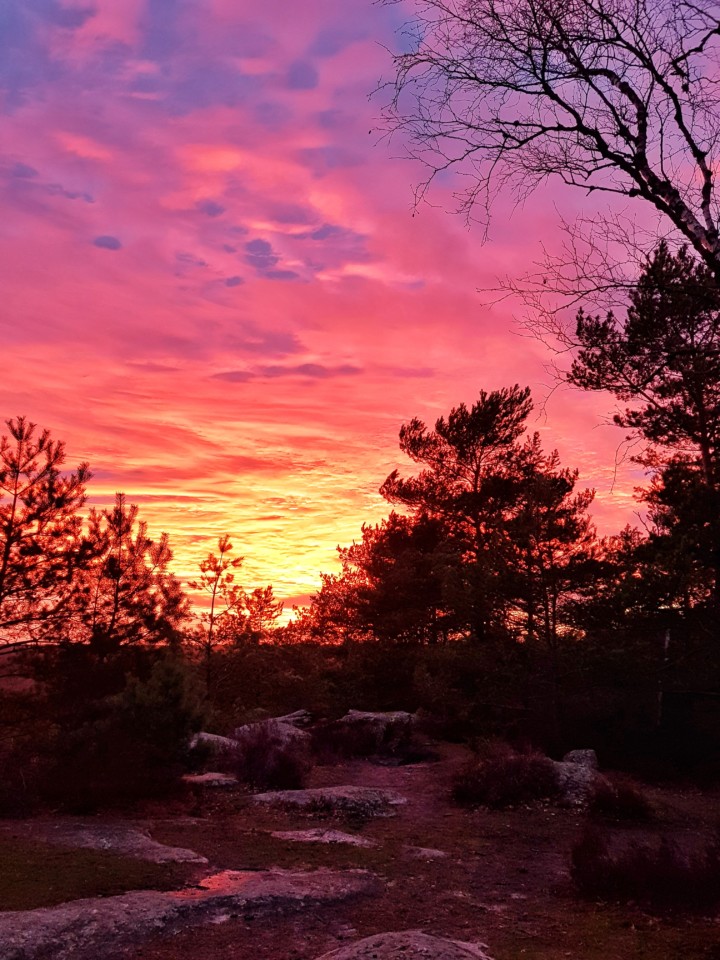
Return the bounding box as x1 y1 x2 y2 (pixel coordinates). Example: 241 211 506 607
0 0 646 614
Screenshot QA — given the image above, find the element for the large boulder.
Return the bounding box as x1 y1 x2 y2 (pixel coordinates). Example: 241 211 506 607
314 710 418 760
233 718 312 750
189 731 239 754
562 748 599 770
316 931 493 960
553 750 604 806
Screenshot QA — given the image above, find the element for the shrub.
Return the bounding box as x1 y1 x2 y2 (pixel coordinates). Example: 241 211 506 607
571 824 720 912
311 715 430 765
452 744 560 808
42 658 205 812
588 774 653 821
229 721 311 790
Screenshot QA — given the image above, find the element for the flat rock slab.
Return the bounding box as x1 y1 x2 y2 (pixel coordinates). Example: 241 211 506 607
3 820 207 864
1 868 380 960
183 772 238 788
316 931 494 960
404 846 449 860
271 829 376 847
253 786 408 818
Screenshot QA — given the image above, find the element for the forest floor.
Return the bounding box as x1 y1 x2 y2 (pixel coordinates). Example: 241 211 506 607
4 743 720 960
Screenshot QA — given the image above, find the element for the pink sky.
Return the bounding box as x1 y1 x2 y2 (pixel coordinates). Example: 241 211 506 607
0 0 645 612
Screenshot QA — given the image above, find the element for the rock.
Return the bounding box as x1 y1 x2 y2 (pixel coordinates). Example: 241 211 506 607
271 829 376 847
8 820 207 864
253 785 408 818
315 931 494 960
553 761 605 807
0 868 380 960
189 731 239 754
182 772 238 788
562 749 599 770
404 845 448 860
274 709 314 728
233 718 312 750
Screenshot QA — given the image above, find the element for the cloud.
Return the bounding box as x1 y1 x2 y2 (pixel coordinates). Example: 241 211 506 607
285 61 319 91
9 161 38 179
197 199 225 218
309 26 366 57
213 362 362 383
93 234 122 250
245 238 279 271
259 363 362 379
224 275 243 287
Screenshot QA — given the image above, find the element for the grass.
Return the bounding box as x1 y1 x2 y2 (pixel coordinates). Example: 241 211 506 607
0 838 191 911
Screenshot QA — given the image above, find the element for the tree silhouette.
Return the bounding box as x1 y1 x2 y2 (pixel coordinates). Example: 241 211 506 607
381 385 533 642
382 0 720 277
74 494 189 658
570 243 720 601
0 417 91 649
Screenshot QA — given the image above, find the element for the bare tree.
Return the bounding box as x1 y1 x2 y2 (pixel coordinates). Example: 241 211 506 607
381 0 720 281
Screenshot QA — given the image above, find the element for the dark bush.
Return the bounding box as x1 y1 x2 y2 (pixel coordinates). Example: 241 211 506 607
588 774 653 821
229 721 311 790
452 744 560 808
311 714 431 765
571 824 720 912
41 658 204 812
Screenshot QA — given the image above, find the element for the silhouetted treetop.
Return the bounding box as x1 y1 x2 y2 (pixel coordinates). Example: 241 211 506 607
382 0 720 275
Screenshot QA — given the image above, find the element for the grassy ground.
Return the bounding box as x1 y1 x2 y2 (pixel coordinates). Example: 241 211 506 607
0 838 190 911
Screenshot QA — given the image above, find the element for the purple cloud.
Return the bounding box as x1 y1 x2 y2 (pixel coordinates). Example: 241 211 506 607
93 235 122 251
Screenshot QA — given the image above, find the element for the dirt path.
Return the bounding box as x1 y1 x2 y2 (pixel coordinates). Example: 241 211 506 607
133 744 720 960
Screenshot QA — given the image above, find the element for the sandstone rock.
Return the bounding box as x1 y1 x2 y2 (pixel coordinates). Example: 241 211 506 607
271 829 376 847
562 749 599 770
9 820 207 864
0 868 380 960
233 718 312 750
315 930 494 960
553 760 604 807
253 785 408 818
182 772 238 789
189 731 239 754
404 845 449 860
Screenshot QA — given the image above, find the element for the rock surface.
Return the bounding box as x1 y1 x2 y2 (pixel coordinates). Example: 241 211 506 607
253 785 408 818
233 718 312 750
315 931 493 960
271 829 376 847
553 761 603 807
562 749 598 770
0 868 380 960
189 731 239 754
4 820 207 864
182 772 238 789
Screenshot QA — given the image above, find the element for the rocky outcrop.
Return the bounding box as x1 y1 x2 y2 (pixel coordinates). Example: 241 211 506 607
189 731 239 754
182 772 238 789
553 750 604 806
253 785 408 818
4 820 207 864
1 868 380 960
271 829 376 847
315 931 493 960
233 718 312 750
562 749 598 770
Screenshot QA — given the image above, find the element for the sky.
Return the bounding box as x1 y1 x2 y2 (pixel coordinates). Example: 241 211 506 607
0 0 645 613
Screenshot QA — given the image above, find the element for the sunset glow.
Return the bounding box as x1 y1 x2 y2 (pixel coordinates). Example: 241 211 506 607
1 0 644 613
